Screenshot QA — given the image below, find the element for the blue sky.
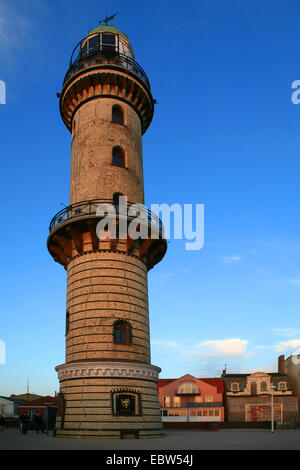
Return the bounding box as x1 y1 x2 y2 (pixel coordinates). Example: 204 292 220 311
1 0 300 396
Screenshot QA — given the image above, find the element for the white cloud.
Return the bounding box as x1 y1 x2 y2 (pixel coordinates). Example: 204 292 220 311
220 255 242 264
275 339 300 352
272 328 300 337
197 338 248 357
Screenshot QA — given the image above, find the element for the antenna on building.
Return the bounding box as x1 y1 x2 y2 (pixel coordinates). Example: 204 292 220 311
99 12 118 25
27 377 30 401
222 364 227 376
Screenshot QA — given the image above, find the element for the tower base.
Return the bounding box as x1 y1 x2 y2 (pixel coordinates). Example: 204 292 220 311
55 361 164 439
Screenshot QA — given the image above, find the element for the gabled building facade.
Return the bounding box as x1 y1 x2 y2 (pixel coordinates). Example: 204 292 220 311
279 354 300 412
222 371 298 424
18 395 58 422
157 374 224 423
0 396 26 417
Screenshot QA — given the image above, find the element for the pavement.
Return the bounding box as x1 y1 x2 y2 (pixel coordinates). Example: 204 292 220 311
0 428 300 450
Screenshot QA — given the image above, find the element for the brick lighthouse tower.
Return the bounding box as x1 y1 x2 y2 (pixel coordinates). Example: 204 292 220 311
47 21 167 439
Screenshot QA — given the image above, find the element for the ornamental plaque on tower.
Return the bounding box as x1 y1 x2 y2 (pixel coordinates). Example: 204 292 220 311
47 21 166 439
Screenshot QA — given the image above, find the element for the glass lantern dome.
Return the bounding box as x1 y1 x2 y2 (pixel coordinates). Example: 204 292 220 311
64 24 150 89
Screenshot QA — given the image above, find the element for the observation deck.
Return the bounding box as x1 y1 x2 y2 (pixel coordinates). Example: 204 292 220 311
47 199 166 271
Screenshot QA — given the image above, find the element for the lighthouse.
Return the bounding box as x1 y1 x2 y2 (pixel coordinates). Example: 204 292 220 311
47 22 167 439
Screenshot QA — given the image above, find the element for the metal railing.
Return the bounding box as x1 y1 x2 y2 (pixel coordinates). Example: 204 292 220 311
49 199 163 234
64 41 150 89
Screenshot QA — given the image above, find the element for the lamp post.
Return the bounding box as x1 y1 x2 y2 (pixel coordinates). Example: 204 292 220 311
270 384 276 433
44 402 52 435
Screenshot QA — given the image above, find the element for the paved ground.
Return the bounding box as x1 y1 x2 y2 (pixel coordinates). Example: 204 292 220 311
0 428 299 450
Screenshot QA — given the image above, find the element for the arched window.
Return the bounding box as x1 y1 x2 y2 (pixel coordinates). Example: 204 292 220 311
177 382 198 394
113 192 124 213
114 320 131 344
261 381 267 392
112 146 125 167
251 382 257 395
112 105 124 125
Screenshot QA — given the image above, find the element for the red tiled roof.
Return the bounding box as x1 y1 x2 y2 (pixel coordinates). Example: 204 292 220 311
18 396 58 408
157 377 224 393
200 378 224 393
157 379 176 389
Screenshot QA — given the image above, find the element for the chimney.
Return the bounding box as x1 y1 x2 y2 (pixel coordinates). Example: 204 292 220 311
278 355 285 374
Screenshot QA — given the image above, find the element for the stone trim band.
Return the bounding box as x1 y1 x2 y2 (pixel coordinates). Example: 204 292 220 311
56 361 161 382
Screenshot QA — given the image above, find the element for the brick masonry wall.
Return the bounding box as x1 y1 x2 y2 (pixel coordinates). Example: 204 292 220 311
66 251 150 363
70 98 144 205
227 396 298 423
55 377 163 439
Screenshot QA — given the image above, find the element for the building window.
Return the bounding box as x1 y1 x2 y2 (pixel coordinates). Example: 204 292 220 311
112 105 124 125
177 382 198 394
66 311 70 335
251 382 257 395
195 396 203 403
102 34 116 52
205 395 213 403
112 146 125 167
231 383 239 392
163 397 170 407
278 382 287 391
113 320 131 344
80 33 116 57
173 397 180 407
261 381 267 392
113 192 126 214
214 409 220 416
89 34 100 55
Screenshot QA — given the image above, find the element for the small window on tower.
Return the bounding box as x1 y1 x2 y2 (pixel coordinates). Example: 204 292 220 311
112 146 125 167
114 320 131 344
112 105 124 125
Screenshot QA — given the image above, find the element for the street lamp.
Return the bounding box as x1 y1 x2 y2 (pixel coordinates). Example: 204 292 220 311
44 402 52 435
270 384 277 433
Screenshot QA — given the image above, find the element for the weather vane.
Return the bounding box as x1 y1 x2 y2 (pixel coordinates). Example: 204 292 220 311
99 12 118 25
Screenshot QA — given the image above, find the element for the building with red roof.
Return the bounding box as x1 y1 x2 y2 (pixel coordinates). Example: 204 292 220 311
18 395 58 422
157 374 224 425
